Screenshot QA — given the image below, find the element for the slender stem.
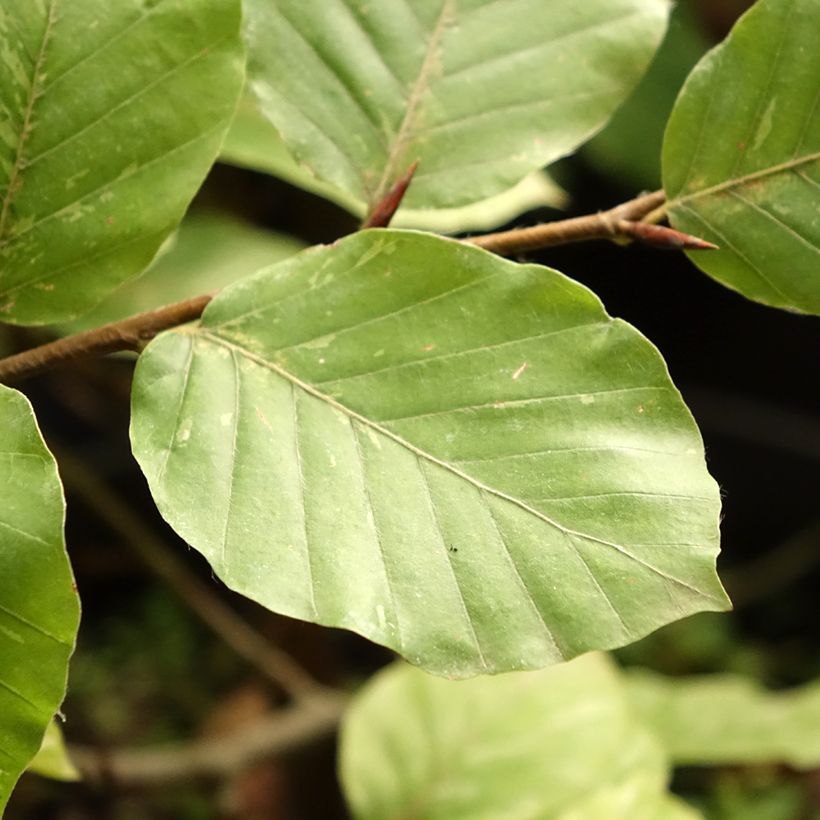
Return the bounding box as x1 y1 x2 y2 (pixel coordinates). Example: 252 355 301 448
0 294 212 384
467 190 665 254
0 191 678 384
57 447 330 702
69 694 347 787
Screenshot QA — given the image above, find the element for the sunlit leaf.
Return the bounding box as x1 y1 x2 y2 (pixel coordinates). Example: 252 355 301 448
663 0 820 313
0 0 245 324
339 655 688 820
26 720 79 783
131 230 727 677
242 0 670 210
0 386 79 812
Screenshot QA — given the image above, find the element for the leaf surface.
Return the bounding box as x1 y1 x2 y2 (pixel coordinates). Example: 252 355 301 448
339 655 690 820
221 95 567 232
243 0 670 209
663 0 820 313
0 0 244 324
0 386 79 812
627 670 820 768
130 230 728 677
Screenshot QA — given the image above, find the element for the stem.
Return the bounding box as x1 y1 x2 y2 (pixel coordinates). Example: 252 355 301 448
0 190 692 384
69 694 347 787
57 447 330 702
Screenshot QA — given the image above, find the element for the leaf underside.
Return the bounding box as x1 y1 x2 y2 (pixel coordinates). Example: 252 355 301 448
663 0 820 314
131 230 728 678
0 386 79 812
340 655 697 820
243 0 670 210
0 0 244 324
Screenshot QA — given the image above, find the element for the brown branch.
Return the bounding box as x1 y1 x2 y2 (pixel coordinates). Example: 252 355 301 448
56 447 330 702
0 293 212 384
69 694 347 787
468 190 667 254
0 190 717 384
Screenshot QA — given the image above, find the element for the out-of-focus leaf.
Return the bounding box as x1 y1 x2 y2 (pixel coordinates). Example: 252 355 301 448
584 5 709 190
0 0 245 325
0 386 79 812
627 670 820 768
663 0 820 313
61 211 305 333
26 720 79 783
131 230 727 678
242 0 670 210
221 97 566 232
339 654 687 820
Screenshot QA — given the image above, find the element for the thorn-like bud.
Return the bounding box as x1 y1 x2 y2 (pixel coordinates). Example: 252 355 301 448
615 220 719 251
362 161 419 229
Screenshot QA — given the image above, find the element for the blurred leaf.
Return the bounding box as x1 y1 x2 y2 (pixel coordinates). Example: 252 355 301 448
626 670 820 768
61 211 305 333
663 0 820 313
0 386 80 812
222 96 567 232
242 0 670 210
583 4 709 190
131 230 727 677
0 0 245 325
339 654 691 820
26 720 79 783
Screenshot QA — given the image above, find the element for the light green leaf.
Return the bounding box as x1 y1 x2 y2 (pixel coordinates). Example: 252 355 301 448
0 0 245 325
131 230 728 677
662 0 820 314
583 4 709 190
243 0 670 210
339 654 679 820
60 210 305 333
26 720 79 783
0 385 79 813
627 670 820 769
221 95 567 232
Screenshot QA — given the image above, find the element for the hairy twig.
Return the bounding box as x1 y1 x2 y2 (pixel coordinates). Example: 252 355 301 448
0 190 717 384
69 694 347 787
57 447 330 702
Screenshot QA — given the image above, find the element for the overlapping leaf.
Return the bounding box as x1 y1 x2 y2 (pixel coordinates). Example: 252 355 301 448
339 655 699 820
221 95 567 232
627 670 820 768
242 0 670 210
0 386 79 813
0 0 244 325
663 0 820 313
131 230 727 677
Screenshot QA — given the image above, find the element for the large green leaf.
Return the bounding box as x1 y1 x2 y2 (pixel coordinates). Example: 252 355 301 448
131 230 728 677
0 385 79 813
243 0 670 210
339 655 692 820
0 0 244 325
222 95 567 232
627 670 820 768
662 0 820 314
60 210 305 333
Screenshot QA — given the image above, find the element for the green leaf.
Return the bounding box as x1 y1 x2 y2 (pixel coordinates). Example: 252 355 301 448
221 94 567 232
242 0 670 210
627 670 820 768
131 230 728 677
60 210 306 333
583 4 709 190
662 0 820 314
0 385 79 813
0 0 245 325
26 720 79 783
339 655 683 820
